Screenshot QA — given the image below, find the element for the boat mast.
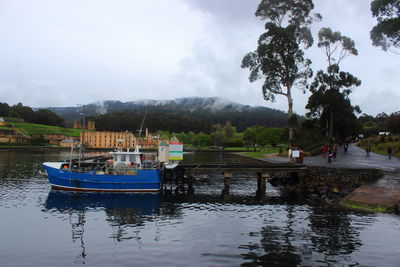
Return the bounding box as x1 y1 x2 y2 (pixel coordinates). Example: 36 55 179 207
69 145 74 171
81 105 86 133
135 107 148 153
77 143 82 168
138 107 148 139
79 105 86 165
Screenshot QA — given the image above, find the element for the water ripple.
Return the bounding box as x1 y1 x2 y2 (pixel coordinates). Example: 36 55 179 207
1 150 400 266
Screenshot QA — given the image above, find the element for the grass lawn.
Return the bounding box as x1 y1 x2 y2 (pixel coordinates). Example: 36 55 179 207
0 126 14 130
224 146 282 152
223 147 252 151
8 122 88 137
240 149 280 159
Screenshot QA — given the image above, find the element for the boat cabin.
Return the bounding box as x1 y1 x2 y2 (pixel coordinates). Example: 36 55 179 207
109 148 143 168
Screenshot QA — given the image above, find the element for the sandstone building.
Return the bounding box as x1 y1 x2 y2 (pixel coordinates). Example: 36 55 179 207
80 129 179 149
80 131 136 149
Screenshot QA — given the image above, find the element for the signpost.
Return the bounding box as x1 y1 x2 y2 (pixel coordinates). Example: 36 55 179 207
291 150 300 158
169 143 183 160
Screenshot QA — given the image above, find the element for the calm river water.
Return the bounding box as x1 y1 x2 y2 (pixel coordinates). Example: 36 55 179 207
1 150 400 266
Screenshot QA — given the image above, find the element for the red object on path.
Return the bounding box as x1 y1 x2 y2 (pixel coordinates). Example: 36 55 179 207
322 145 327 159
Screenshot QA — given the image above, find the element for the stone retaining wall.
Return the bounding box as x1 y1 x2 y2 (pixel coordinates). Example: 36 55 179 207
270 167 383 202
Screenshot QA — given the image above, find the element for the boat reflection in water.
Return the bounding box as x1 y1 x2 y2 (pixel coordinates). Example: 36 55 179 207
43 190 160 264
44 190 160 216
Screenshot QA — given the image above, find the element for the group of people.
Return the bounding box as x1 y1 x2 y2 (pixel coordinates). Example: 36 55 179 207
365 145 393 159
321 144 338 163
321 139 354 163
322 142 393 161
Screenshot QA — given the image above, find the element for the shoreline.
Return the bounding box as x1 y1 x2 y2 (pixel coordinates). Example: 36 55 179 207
1 147 398 214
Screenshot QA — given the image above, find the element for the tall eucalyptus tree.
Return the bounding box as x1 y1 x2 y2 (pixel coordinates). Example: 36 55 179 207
242 0 320 143
306 28 361 139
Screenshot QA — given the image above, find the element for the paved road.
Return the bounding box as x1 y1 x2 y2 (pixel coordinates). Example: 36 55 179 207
265 144 400 172
263 144 400 189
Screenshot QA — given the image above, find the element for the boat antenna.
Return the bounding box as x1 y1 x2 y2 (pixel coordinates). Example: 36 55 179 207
138 107 148 139
79 104 86 162
77 104 86 129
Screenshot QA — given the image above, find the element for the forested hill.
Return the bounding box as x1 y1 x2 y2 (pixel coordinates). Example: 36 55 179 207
47 97 288 133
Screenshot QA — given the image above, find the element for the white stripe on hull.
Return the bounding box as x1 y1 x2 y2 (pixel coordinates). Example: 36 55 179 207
51 184 160 192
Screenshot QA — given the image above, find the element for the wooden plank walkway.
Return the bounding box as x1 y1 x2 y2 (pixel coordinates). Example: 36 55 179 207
181 162 307 174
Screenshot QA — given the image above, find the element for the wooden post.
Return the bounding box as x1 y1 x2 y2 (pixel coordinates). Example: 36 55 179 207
186 170 193 182
187 182 194 195
298 170 306 185
222 172 232 197
224 172 232 185
256 172 269 199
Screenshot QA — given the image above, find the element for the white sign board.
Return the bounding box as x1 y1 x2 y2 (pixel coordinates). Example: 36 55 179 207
169 143 183 160
291 150 300 158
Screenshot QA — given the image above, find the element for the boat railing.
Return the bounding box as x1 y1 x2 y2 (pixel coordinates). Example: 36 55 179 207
141 160 157 170
64 160 159 175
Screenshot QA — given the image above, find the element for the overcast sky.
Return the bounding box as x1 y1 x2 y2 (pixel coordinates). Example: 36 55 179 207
0 0 398 116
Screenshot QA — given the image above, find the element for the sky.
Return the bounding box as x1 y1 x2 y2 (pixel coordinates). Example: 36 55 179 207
0 0 398 116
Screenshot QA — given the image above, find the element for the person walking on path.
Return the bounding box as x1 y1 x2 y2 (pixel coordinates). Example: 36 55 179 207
333 146 337 159
327 146 333 163
387 146 392 159
366 146 371 157
343 142 348 153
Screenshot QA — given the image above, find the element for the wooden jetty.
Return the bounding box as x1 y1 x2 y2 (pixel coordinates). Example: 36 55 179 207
166 162 307 198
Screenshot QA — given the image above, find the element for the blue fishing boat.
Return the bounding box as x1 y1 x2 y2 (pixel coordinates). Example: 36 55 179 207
43 146 162 192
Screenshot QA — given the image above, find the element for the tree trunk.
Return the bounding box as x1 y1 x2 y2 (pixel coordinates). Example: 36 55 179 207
329 106 334 139
287 93 294 144
325 111 329 138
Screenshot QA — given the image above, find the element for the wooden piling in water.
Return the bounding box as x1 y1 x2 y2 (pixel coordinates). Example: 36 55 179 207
256 172 270 199
222 172 232 196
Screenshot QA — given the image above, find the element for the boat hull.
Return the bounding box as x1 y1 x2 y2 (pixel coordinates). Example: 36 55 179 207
43 164 161 192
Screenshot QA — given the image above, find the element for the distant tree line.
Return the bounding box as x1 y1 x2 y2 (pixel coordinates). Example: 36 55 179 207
88 111 213 134
0 102 65 127
152 122 285 149
1 100 398 151
53 101 289 132
358 111 400 136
